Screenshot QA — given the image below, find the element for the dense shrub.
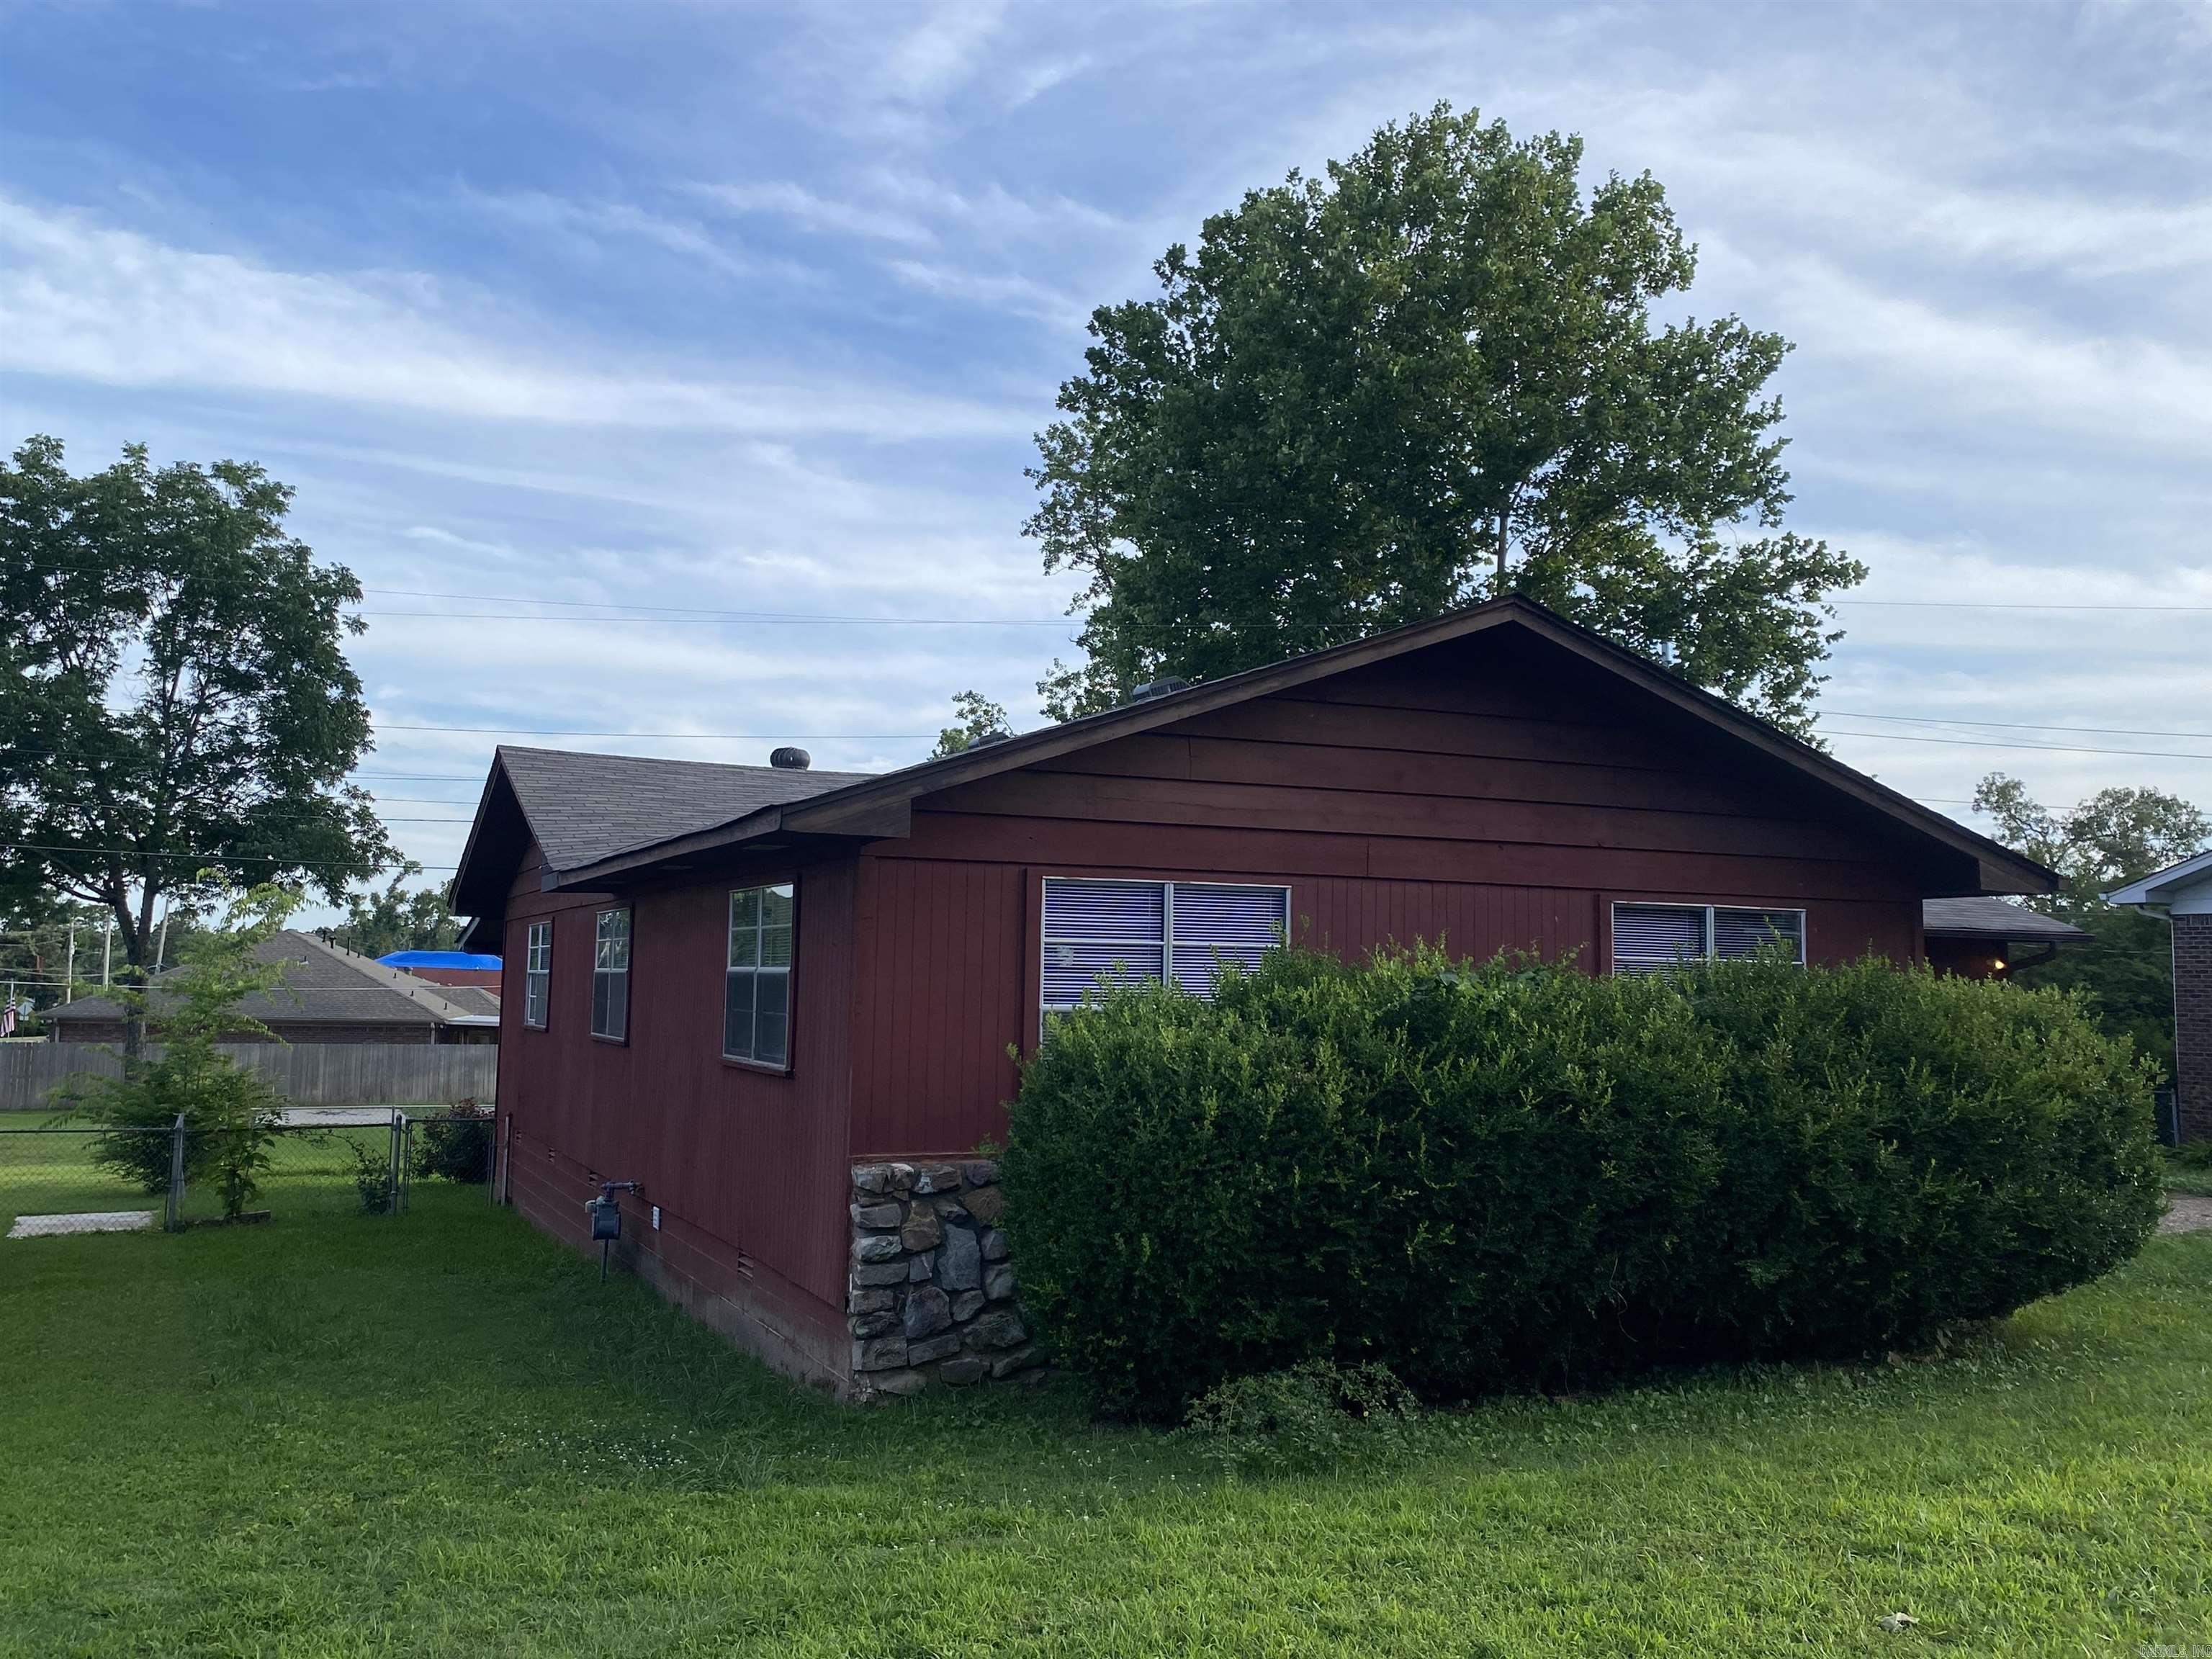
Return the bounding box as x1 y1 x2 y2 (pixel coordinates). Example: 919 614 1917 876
1180 1359 1419 1475
1002 948 2163 1419
413 1100 493 1184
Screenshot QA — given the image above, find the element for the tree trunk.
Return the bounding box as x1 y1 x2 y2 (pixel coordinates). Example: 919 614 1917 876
120 889 154 1068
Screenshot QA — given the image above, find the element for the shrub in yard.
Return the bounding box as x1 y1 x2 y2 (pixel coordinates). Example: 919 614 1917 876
53 886 296 1218
413 1099 493 1184
1002 946 2163 1420
1181 1359 1419 1475
349 1138 396 1215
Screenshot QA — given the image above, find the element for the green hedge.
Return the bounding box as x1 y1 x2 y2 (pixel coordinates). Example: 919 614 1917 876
1001 948 2163 1419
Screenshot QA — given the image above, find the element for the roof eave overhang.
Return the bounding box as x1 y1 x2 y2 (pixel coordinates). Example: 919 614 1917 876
546 794 914 891
1924 924 2090 943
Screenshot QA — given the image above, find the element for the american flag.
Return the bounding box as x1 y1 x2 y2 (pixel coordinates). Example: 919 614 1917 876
0 996 18 1038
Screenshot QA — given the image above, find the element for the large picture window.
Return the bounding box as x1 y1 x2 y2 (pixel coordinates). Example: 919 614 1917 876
523 920 552 1029
724 882 793 1068
1611 903 1805 974
1042 878 1290 1016
591 908 631 1041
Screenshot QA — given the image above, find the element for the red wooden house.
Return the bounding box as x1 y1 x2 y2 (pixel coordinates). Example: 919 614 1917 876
449 598 2055 1395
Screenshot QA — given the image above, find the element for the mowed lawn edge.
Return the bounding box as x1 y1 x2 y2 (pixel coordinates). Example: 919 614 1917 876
0 1188 2206 1658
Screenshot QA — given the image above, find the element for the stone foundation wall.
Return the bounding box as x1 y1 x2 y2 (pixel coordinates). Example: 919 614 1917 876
846 1159 1044 1395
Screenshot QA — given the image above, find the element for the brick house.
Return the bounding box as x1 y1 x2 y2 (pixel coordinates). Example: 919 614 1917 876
2108 847 2212 1143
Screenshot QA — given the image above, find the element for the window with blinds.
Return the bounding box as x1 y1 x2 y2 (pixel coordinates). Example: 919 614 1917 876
1712 907 1805 964
1041 878 1289 1015
1612 902 1807 974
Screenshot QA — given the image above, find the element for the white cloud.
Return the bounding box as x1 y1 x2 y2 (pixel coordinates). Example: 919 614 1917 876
687 181 935 246
0 194 1024 441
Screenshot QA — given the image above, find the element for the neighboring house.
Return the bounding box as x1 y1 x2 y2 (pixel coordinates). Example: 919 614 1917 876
449 595 2057 1393
43 930 501 1046
2108 846 2212 1144
1922 895 2087 979
379 949 504 994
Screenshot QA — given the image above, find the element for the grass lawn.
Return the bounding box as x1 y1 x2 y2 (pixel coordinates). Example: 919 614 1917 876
1 1123 397 1231
2166 1148 2212 1197
0 1197 2206 1658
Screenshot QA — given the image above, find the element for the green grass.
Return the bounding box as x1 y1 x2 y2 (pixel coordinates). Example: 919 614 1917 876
1 1199 2206 1658
1 1125 394 1231
2165 1147 2212 1197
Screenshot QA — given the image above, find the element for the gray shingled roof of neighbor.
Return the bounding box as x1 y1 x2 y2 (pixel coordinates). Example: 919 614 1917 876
432 985 502 1017
44 930 495 1028
1921 896 2088 941
493 745 875 873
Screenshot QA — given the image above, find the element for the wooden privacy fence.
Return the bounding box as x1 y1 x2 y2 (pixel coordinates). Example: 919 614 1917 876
0 1043 497 1112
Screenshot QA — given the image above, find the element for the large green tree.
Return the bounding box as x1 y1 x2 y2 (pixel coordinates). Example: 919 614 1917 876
1974 772 2211 1081
1028 103 1863 732
929 691 1014 760
323 863 461 959
0 436 392 1019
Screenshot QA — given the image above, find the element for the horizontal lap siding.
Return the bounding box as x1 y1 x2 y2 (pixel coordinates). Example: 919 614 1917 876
849 649 1929 1156
497 847 855 1311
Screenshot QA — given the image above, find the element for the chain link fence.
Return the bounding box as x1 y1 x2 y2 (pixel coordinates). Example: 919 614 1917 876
1 1105 493 1238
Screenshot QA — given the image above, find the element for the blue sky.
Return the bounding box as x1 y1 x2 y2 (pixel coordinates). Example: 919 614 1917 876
4 1 2208 912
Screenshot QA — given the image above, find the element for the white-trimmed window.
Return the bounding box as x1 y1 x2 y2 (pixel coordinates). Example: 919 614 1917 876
724 882 793 1068
1611 903 1806 974
1042 878 1290 1016
523 920 552 1029
591 908 631 1041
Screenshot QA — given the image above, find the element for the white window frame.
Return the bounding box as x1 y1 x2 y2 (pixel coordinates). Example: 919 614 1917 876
724 881 795 1071
523 920 552 1029
591 907 631 1042
1040 876 1290 1027
1610 902 1807 974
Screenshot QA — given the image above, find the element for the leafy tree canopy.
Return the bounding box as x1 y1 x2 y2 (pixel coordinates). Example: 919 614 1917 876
323 863 461 959
1028 102 1863 733
930 691 1015 759
0 436 392 987
1974 771 2211 1082
1973 773 2210 917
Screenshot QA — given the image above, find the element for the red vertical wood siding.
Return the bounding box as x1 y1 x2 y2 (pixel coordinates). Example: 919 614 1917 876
847 639 1941 1156
495 846 856 1326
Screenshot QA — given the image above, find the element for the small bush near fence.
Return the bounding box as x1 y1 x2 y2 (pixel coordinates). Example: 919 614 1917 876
1002 946 2165 1420
412 1100 493 1184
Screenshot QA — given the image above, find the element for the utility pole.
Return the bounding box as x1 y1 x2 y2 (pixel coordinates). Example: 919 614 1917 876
155 905 170 974
65 922 76 1004
102 915 112 988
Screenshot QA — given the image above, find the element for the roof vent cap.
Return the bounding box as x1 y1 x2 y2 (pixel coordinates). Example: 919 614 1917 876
1128 676 1190 703
971 729 1014 747
769 746 811 770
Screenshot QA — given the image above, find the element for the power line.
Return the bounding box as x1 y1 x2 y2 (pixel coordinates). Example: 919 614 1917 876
1829 599 2210 613
360 593 1079 626
371 724 933 738
6 842 460 870
1825 711 2212 740
1820 727 2212 762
